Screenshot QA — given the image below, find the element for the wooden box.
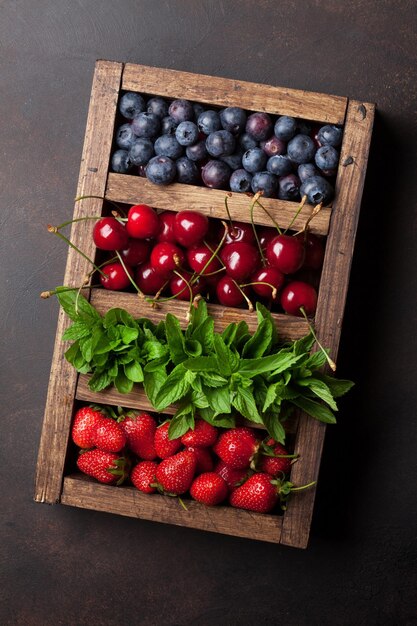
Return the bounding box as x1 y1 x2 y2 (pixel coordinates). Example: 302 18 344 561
34 60 374 548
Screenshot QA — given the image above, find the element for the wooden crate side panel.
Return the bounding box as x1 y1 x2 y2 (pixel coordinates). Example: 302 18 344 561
61 475 283 543
122 63 347 124
280 100 375 548
105 174 332 236
34 60 123 504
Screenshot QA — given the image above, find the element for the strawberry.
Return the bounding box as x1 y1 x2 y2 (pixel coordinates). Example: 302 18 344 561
154 421 183 459
257 440 293 476
181 419 218 448
77 449 128 485
185 446 214 473
131 461 158 493
94 416 127 453
119 412 157 460
154 450 197 495
213 427 260 469
190 472 228 506
214 460 249 491
229 472 278 513
71 406 104 449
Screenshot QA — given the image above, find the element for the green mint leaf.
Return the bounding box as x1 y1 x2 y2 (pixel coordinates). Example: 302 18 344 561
154 363 190 410
62 321 93 341
88 369 112 392
204 384 231 415
182 355 219 372
79 335 95 363
191 317 215 354
56 288 101 324
103 308 137 329
232 387 263 423
221 322 237 346
199 407 236 429
190 389 210 409
256 302 279 345
292 396 337 424
124 361 144 383
64 342 90 373
262 411 286 444
165 313 187 365
114 369 134 394
314 374 355 398
142 339 168 361
184 338 203 358
292 333 316 356
239 351 302 377
187 298 208 335
119 326 139 344
303 350 328 370
297 378 338 411
143 368 168 407
213 334 232 376
242 318 273 358
200 372 228 388
168 412 194 440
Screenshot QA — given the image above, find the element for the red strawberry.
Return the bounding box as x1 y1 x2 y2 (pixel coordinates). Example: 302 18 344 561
154 450 197 495
131 461 158 493
154 421 183 459
119 412 157 460
258 440 293 476
71 406 104 449
94 416 127 453
190 472 228 506
77 449 128 485
213 427 259 469
181 419 218 448
186 446 214 473
229 472 278 513
214 460 249 491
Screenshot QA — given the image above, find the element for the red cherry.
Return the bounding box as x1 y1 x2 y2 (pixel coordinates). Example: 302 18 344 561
157 211 177 243
126 204 160 239
93 217 128 251
150 242 185 278
187 243 222 276
100 262 133 290
224 221 256 245
135 261 167 295
220 242 260 282
280 280 318 316
169 272 206 301
258 226 277 253
250 266 285 299
296 232 325 271
266 234 305 274
173 210 209 247
216 275 249 307
119 238 151 266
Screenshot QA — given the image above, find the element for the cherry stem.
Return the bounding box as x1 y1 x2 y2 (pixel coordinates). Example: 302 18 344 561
295 202 323 236
240 281 278 300
299 306 337 372
195 220 228 281
284 194 307 234
232 279 254 312
47 225 106 277
75 194 126 215
252 193 283 235
224 194 235 234
54 215 105 231
249 193 267 266
114 250 145 298
290 481 316 492
40 284 101 299
173 269 194 306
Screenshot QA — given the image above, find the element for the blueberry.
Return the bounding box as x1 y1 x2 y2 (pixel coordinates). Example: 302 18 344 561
161 116 179 135
246 112 273 141
206 130 236 157
176 156 200 184
146 97 169 118
238 133 258 151
274 116 297 141
261 136 286 157
300 175 334 205
251 171 278 198
186 140 208 162
242 147 267 173
266 155 293 177
131 113 161 138
221 150 243 171
278 174 301 200
111 149 132 173
230 169 253 193
296 121 312 136
128 138 155 165
201 160 231 189
314 145 339 172
220 107 247 135
154 135 184 159
146 155 177 185
317 125 343 147
298 163 320 182
197 110 221 135
175 121 199 146
115 123 136 149
193 102 205 120
119 92 145 119
168 99 194 123
287 134 316 164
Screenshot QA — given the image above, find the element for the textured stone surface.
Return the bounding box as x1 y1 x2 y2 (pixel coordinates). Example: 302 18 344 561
1 1 417 624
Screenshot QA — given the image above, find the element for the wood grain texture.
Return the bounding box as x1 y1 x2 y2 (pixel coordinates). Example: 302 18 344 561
89 288 311 339
122 63 347 124
34 60 123 503
61 474 283 543
105 173 332 236
280 100 375 548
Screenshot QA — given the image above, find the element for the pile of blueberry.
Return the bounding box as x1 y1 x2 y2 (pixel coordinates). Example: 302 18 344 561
111 91 343 206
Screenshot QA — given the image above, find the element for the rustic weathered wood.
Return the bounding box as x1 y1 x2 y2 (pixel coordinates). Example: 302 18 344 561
122 63 347 124
89 288 310 339
34 60 123 503
61 474 283 543
280 100 375 548
106 173 332 236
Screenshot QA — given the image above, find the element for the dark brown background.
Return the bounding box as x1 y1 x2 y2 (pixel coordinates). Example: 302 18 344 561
1 1 417 624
